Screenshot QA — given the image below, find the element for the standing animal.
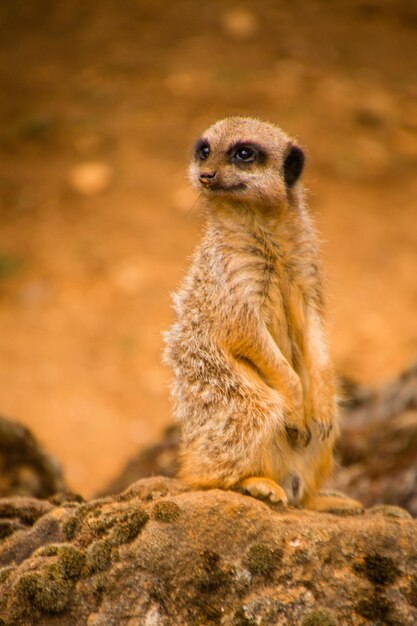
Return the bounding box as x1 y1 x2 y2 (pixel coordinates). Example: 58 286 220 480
164 116 358 510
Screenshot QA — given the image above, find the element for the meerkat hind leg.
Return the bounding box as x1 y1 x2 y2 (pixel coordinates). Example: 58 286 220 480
241 476 288 505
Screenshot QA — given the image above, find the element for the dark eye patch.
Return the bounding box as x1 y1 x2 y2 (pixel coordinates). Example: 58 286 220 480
194 138 210 161
228 141 267 165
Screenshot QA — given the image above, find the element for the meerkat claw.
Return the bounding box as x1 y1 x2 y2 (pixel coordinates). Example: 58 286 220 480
314 419 333 440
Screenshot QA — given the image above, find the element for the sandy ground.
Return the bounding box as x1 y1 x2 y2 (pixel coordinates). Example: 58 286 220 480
0 0 416 496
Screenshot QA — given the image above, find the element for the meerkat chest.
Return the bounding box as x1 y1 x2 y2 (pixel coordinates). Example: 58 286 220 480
213 225 316 350
264 257 306 348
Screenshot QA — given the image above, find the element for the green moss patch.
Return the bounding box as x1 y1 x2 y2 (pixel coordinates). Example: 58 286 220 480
109 509 149 545
367 504 412 519
152 500 181 523
34 545 60 557
302 608 338 626
0 565 14 584
57 545 85 579
407 575 417 608
63 515 79 540
16 563 72 614
84 538 112 574
33 543 85 580
243 543 283 578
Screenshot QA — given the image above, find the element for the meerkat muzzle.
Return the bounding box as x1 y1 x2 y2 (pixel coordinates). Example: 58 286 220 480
199 171 217 185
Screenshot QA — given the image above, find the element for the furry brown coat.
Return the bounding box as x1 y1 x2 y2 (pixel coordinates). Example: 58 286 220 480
164 117 354 509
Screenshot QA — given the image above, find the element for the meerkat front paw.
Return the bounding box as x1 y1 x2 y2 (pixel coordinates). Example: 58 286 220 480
307 388 336 441
241 476 288 505
283 394 311 447
285 423 312 447
284 404 311 447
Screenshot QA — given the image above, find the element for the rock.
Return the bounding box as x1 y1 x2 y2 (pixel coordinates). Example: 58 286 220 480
68 162 113 196
331 409 417 516
333 361 417 516
0 416 67 499
0 476 416 624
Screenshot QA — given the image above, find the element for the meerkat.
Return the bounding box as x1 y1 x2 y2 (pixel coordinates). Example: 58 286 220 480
163 116 359 510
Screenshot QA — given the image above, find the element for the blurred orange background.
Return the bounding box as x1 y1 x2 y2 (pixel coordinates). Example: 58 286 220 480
0 0 416 496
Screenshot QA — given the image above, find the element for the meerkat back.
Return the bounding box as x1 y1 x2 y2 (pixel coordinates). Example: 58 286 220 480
164 116 360 511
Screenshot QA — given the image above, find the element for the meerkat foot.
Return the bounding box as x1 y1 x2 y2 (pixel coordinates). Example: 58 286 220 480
241 476 288 505
311 416 333 441
305 493 363 512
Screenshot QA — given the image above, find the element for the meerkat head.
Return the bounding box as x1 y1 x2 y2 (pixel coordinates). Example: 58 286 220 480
189 117 305 209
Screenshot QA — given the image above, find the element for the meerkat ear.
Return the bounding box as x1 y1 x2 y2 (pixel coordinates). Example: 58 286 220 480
283 144 305 187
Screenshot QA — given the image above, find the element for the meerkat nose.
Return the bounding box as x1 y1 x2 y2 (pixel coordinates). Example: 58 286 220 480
199 170 217 184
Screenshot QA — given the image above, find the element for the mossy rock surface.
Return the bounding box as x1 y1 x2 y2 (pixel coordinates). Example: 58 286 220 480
0 476 416 625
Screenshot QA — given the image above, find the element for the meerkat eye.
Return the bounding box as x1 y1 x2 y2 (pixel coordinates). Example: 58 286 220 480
229 142 266 165
194 139 210 161
232 145 256 163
